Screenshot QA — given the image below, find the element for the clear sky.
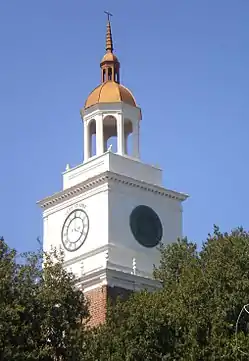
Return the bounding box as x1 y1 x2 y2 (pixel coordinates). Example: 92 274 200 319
0 0 248 252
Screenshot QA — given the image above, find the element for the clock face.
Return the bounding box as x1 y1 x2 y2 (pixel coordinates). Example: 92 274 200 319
61 209 89 252
129 205 163 248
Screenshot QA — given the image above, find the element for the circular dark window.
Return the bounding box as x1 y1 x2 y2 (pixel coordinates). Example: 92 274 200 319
129 205 163 248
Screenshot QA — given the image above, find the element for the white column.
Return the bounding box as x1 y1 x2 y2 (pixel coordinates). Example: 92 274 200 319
84 121 91 162
132 120 140 159
117 112 125 155
96 114 104 156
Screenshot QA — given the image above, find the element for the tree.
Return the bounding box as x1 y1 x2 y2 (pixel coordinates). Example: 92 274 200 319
0 238 89 361
88 227 249 360
85 290 177 361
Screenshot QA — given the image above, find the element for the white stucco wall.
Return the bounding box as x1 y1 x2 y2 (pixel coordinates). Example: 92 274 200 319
107 181 182 276
43 184 109 265
42 173 183 281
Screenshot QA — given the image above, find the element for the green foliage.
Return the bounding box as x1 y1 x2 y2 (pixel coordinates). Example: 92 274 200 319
0 238 89 361
3 227 249 360
88 227 249 360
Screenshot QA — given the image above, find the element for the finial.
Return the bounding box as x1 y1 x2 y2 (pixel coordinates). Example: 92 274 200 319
104 11 113 53
80 261 84 276
107 144 112 152
132 258 137 275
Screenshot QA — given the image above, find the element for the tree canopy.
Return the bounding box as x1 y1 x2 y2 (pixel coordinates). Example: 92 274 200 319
2 227 249 360
89 227 249 361
0 237 89 361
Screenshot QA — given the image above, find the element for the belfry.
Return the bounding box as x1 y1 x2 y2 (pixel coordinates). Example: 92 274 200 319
82 17 141 161
38 16 188 326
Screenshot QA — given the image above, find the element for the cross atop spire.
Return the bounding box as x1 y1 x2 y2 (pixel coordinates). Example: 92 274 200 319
104 11 113 22
104 11 113 53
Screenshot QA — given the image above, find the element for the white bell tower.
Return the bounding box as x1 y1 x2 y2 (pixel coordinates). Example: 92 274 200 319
38 16 188 326
82 102 141 161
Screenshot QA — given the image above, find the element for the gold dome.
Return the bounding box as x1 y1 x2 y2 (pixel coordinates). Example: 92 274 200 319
84 80 137 109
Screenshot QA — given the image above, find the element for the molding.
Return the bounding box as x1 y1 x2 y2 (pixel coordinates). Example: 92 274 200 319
37 171 188 210
76 268 162 293
62 159 105 176
42 183 109 218
63 244 109 267
81 102 142 122
38 173 108 209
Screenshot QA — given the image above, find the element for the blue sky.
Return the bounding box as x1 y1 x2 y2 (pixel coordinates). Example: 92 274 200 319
0 0 248 252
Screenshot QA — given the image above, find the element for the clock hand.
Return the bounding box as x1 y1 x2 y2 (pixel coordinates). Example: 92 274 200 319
73 218 78 231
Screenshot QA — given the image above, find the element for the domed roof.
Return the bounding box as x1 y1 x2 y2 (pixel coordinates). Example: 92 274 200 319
101 52 118 63
84 81 137 109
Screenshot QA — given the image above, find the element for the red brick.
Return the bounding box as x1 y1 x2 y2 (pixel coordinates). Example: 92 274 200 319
84 285 132 327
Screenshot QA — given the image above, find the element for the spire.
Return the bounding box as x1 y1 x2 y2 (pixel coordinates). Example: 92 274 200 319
101 12 120 84
106 19 113 53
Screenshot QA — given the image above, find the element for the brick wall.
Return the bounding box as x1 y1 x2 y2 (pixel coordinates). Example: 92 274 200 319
85 285 132 327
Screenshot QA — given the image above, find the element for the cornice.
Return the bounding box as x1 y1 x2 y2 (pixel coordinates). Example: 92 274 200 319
81 102 142 121
37 171 188 210
108 173 188 201
76 268 162 293
37 173 109 210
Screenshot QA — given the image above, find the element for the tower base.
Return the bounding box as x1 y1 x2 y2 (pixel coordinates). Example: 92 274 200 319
85 285 132 327
78 268 161 327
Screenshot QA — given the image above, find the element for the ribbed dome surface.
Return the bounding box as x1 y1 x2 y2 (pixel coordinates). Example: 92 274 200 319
84 81 137 109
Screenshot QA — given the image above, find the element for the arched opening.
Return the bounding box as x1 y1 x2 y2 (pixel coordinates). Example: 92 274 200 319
114 64 120 83
124 119 133 156
89 119 96 157
103 115 117 153
102 69 106 83
108 67 112 81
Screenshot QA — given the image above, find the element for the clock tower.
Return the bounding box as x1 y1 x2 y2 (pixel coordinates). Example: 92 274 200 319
38 18 188 327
